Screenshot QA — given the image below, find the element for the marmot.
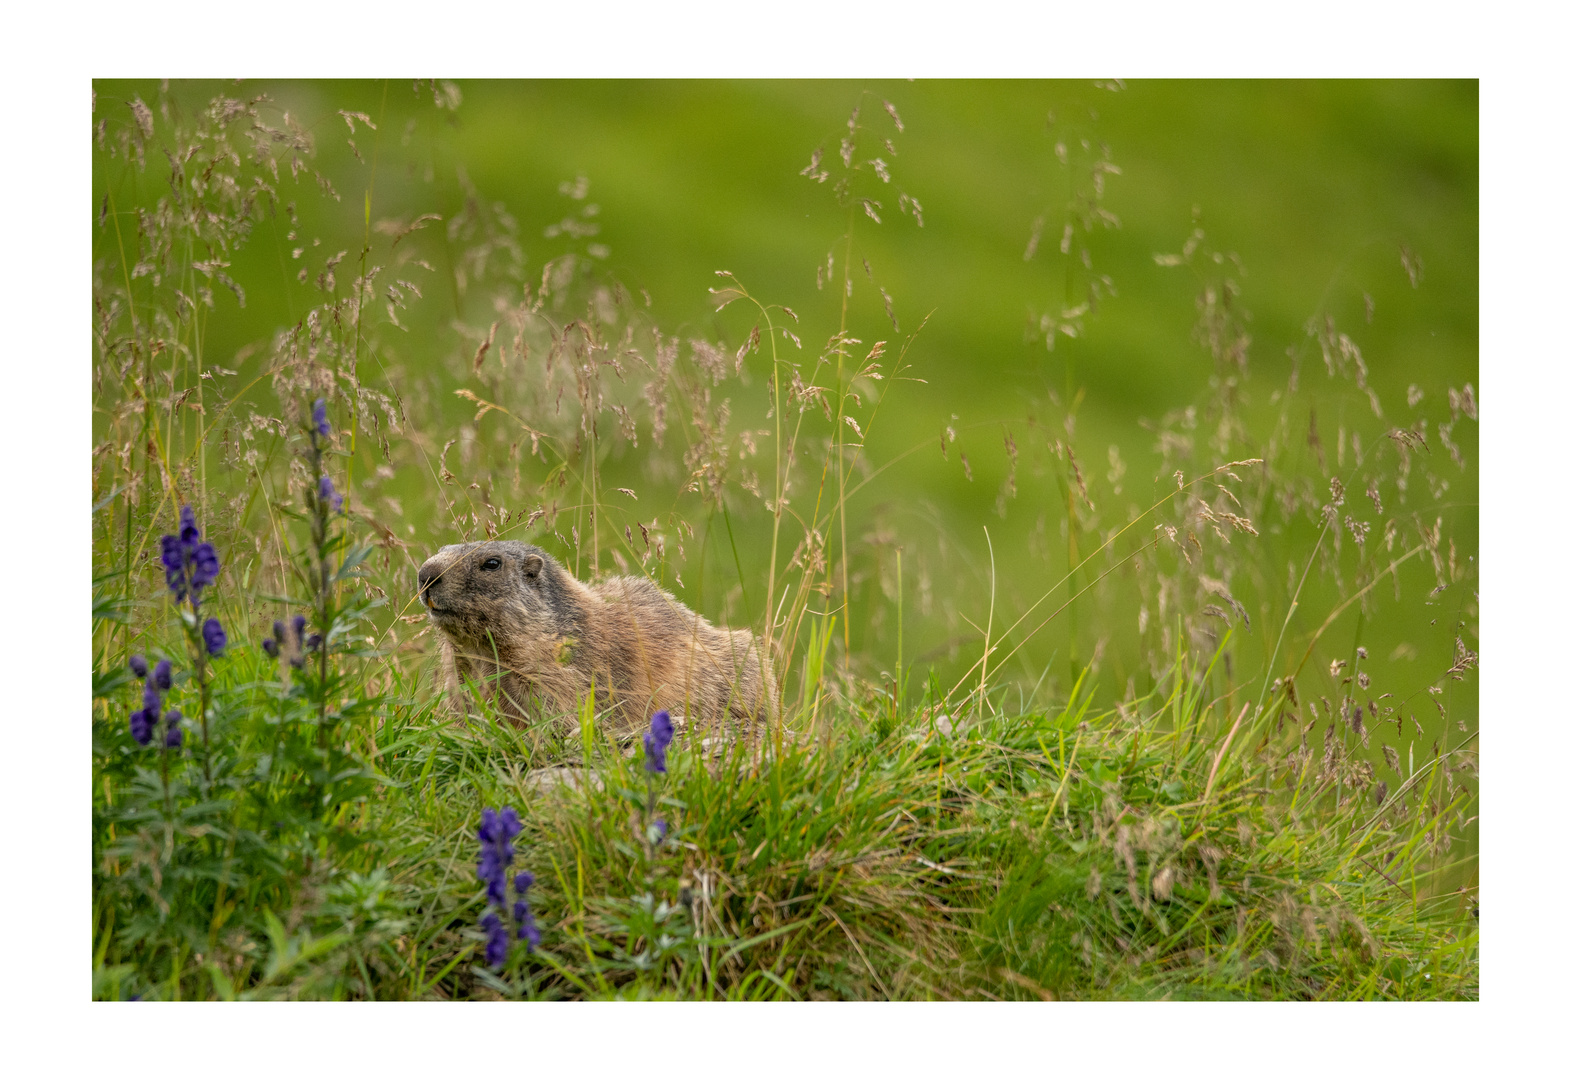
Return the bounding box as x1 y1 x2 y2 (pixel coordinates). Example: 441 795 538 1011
417 540 774 737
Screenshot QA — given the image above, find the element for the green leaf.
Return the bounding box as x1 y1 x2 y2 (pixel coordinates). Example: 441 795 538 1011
206 962 237 1001
717 919 809 966
332 543 377 582
94 666 132 700
92 591 129 626
92 485 127 515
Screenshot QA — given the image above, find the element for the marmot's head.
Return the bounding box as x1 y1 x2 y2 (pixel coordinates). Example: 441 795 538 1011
417 541 572 646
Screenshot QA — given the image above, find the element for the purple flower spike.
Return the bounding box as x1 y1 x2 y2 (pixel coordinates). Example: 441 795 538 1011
142 682 163 720
160 535 187 600
202 618 227 656
262 638 279 658
153 659 173 691
128 655 148 679
129 709 154 745
481 911 509 969
164 708 183 748
312 398 330 438
319 475 343 513
477 808 534 964
477 806 523 906
644 709 675 774
179 505 200 545
292 614 307 639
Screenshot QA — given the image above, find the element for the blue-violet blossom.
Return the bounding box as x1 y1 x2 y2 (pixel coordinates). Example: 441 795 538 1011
481 912 509 968
129 708 155 746
129 660 170 746
477 806 522 906
159 506 220 604
644 709 675 774
513 871 540 951
202 618 227 656
312 398 330 438
319 475 342 513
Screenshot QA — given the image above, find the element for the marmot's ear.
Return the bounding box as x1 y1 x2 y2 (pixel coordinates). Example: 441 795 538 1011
522 553 544 579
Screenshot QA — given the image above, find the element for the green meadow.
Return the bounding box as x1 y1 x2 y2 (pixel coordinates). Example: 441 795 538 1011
91 79 1477 1000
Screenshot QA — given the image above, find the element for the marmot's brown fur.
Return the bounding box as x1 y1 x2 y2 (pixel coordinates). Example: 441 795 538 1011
418 541 773 737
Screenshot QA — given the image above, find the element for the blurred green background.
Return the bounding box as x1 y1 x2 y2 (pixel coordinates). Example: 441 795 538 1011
92 79 1478 722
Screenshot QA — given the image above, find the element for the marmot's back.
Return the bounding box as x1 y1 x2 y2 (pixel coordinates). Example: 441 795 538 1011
418 541 773 734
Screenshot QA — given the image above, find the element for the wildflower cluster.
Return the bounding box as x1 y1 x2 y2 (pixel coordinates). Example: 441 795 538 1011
644 709 675 774
147 504 229 781
476 806 538 968
160 505 225 654
127 656 180 747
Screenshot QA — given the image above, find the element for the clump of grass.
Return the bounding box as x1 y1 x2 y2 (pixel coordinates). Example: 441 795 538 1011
91 80 1476 1000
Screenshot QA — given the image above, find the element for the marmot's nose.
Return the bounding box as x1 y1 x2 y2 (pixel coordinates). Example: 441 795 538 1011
417 562 440 606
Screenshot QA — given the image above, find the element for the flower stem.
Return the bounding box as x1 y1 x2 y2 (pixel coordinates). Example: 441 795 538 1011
196 646 213 787
644 774 657 865
308 427 332 746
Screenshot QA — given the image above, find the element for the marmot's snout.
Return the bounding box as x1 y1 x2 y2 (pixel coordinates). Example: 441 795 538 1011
417 551 454 610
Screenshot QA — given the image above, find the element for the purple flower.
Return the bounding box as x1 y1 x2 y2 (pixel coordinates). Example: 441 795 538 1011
312 398 330 438
130 661 172 746
128 655 148 679
164 708 183 748
481 912 509 969
292 614 307 639
644 709 675 774
161 535 187 600
515 903 540 951
319 475 342 513
477 806 522 906
179 504 200 545
262 638 279 657
653 818 668 842
202 618 227 656
142 682 163 720
273 620 288 644
477 809 536 964
306 633 322 652
159 506 220 604
512 871 539 950
191 543 220 590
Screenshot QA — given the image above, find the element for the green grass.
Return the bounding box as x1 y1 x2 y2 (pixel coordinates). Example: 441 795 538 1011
93 616 1476 1000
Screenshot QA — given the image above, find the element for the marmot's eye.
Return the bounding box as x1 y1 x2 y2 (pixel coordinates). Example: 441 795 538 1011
482 557 502 571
